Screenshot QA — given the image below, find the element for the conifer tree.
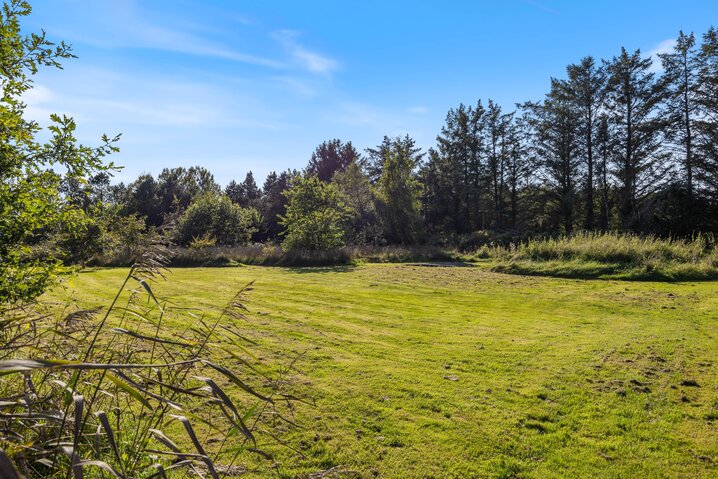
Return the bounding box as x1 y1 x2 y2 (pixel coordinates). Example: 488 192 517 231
375 137 424 243
660 32 700 201
604 48 670 229
696 27 718 203
522 79 581 233
306 139 359 182
565 56 606 229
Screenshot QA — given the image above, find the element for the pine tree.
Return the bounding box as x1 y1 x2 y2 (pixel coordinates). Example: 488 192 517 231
376 137 424 243
603 48 671 229
696 27 718 203
565 56 606 229
226 172 261 207
504 115 530 229
430 102 485 233
486 100 506 229
306 139 359 182
660 32 700 201
364 135 423 184
595 115 613 230
259 170 295 239
522 79 581 233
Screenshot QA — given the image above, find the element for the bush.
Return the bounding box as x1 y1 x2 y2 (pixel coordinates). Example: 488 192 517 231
0 245 297 477
174 193 257 247
280 176 350 251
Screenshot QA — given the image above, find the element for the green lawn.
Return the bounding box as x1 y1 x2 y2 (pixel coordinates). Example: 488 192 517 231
52 264 718 478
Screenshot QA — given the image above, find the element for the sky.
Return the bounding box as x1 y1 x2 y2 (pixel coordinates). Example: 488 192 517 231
23 0 718 186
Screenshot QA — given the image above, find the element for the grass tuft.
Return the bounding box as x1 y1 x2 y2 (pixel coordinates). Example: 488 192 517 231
487 232 718 280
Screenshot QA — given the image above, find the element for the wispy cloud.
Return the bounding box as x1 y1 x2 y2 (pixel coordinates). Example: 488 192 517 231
24 68 286 132
49 1 286 69
646 38 675 73
273 30 338 74
408 106 429 114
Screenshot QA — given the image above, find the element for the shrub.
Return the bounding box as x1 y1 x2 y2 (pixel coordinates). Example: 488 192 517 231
174 194 257 247
0 245 297 477
280 176 350 251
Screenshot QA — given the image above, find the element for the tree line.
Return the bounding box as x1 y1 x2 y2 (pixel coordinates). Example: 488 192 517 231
61 28 718 255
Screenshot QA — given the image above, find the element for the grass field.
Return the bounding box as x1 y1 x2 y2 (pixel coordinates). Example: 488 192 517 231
50 264 718 478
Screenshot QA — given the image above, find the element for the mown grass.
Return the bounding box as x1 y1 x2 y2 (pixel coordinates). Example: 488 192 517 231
49 263 718 478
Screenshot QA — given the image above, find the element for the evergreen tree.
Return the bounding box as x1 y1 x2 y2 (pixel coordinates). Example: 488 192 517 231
375 137 424 243
124 174 163 226
224 179 242 205
595 115 613 230
660 32 700 202
259 170 295 239
225 171 261 207
504 115 531 229
604 48 671 230
331 162 380 244
306 139 359 182
430 102 485 233
364 135 423 184
565 56 606 229
696 27 718 203
486 100 507 229
522 79 581 233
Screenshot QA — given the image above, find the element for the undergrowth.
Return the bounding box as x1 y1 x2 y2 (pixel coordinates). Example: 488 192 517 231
486 232 718 280
0 243 300 478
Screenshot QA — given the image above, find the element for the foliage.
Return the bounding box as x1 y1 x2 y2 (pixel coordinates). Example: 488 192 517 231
100 211 152 264
174 194 257 247
604 48 671 229
375 138 424 243
306 139 359 182
225 171 261 208
280 175 350 251
489 231 718 280
0 0 119 304
95 26 718 245
331 161 382 244
258 170 295 240
0 247 296 478
363 135 423 185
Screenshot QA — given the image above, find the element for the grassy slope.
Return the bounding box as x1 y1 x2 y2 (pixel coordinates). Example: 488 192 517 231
52 265 718 478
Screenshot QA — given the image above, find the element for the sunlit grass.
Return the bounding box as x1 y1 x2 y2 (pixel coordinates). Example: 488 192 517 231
487 233 718 280
52 264 718 478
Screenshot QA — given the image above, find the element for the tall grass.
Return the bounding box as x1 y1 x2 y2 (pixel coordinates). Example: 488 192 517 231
98 244 462 268
488 232 718 280
0 243 298 478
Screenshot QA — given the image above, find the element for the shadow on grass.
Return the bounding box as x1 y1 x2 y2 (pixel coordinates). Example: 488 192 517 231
285 265 358 274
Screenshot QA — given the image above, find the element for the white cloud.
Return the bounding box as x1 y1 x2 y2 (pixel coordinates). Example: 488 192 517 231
408 106 429 114
128 22 286 68
273 30 338 74
646 38 675 73
49 1 286 69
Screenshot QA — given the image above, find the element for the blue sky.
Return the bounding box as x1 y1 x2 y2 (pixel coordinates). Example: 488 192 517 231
24 0 718 186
